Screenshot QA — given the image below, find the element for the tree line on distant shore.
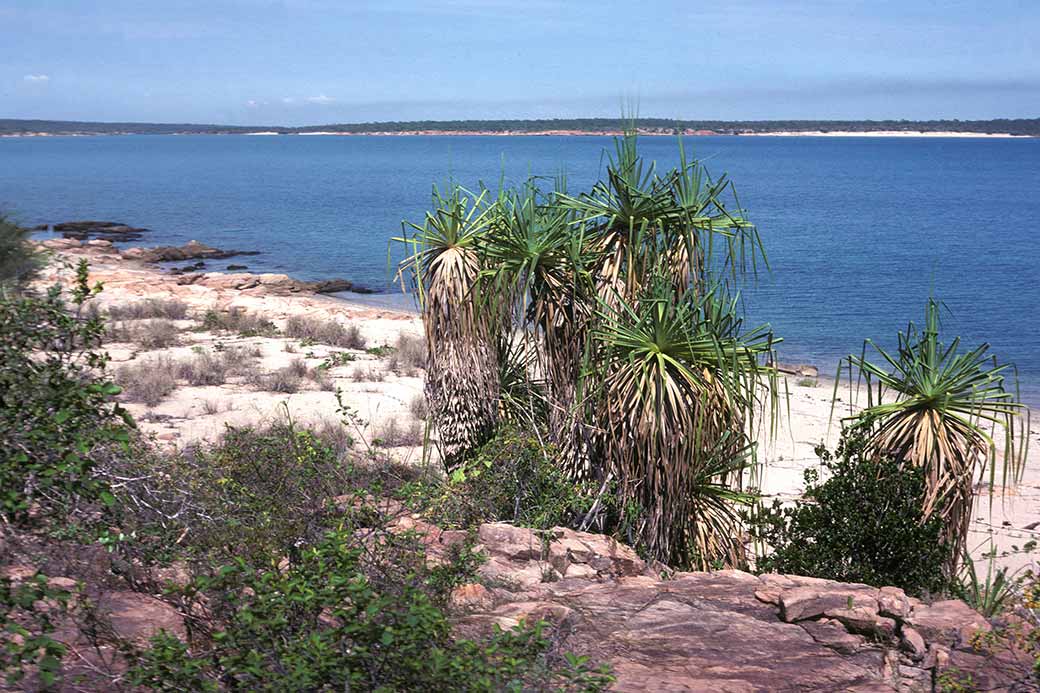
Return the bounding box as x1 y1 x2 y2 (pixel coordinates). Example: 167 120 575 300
2 116 1038 136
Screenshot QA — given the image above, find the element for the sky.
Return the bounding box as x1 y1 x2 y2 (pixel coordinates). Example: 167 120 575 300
1 0 1038 126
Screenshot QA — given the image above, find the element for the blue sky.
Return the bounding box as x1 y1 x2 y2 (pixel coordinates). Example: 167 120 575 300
2 0 1037 125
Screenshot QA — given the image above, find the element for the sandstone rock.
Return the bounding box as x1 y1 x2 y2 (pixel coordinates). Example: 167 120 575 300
478 523 544 562
95 591 186 645
900 625 927 660
41 238 81 250
422 522 1011 691
799 618 868 654
754 588 781 605
545 526 645 578
878 586 911 619
906 599 991 649
85 239 114 248
1 564 38 582
824 607 896 641
450 583 493 611
779 585 878 622
46 576 79 592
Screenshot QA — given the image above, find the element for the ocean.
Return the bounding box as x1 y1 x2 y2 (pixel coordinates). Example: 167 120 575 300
2 134 1038 403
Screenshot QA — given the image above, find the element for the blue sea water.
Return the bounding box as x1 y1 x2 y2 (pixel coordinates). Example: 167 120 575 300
1 134 1038 403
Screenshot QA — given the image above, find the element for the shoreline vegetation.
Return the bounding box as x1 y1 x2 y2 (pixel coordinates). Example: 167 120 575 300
2 116 1038 138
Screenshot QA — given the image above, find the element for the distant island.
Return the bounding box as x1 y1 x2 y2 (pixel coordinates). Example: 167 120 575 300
2 116 1038 137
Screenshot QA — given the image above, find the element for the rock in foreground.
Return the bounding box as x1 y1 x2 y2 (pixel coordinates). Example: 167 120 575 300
415 521 1028 692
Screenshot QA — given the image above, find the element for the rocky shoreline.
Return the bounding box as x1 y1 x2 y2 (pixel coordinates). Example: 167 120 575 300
38 220 375 295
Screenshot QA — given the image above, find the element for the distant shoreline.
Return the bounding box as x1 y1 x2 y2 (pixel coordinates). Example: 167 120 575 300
2 129 1033 139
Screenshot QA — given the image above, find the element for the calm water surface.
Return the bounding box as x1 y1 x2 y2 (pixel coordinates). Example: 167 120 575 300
2 134 1038 402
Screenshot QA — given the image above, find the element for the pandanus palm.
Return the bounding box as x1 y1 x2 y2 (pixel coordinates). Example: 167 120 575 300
843 299 1030 572
402 131 779 567
397 186 500 468
592 274 776 566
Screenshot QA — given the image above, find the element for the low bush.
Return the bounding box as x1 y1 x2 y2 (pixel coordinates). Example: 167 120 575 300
372 417 424 448
388 333 426 376
107 318 180 350
122 529 613 692
284 314 365 349
0 573 71 688
106 297 189 321
0 262 131 523
107 422 351 566
351 364 387 382
409 393 430 420
115 358 178 406
201 307 278 337
0 214 41 291
405 427 594 532
174 350 231 386
751 431 951 596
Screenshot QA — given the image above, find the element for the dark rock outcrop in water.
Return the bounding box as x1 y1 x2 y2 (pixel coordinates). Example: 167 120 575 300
120 240 260 263
307 278 375 295
54 221 150 242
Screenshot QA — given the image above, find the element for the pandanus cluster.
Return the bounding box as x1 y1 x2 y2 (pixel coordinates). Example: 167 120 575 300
398 132 779 568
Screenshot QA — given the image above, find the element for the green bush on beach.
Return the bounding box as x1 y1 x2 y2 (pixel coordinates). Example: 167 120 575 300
0 214 41 291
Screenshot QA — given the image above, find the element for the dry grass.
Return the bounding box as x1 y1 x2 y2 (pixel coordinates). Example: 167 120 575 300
173 347 259 386
350 364 387 383
371 417 424 448
175 351 228 386
201 307 279 337
107 319 180 350
312 418 355 459
115 357 177 407
201 399 232 415
248 357 332 393
107 298 189 321
284 315 366 349
387 334 426 376
408 393 429 421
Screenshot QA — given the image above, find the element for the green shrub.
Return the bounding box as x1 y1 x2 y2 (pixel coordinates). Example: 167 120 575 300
123 529 612 692
107 421 355 566
0 262 131 523
0 574 71 688
0 214 40 290
407 427 594 531
752 432 950 596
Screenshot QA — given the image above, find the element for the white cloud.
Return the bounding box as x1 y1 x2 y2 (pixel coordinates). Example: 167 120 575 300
281 97 296 104
23 74 49 82
305 94 335 104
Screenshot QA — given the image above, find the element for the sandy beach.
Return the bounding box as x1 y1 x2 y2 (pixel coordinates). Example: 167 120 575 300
34 240 1040 572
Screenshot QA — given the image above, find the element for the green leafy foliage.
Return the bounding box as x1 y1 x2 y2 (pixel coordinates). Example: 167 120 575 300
1 574 70 689
106 420 363 566
405 427 595 531
124 529 613 692
753 432 950 596
0 261 131 523
0 214 41 290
